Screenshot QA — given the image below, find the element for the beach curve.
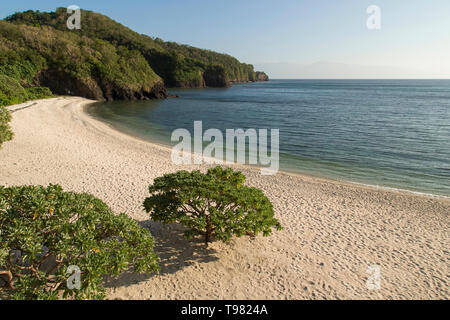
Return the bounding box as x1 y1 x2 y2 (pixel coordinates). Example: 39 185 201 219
1 97 448 299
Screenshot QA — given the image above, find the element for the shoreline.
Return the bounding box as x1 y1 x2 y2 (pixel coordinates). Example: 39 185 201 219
1 96 449 300
84 100 449 201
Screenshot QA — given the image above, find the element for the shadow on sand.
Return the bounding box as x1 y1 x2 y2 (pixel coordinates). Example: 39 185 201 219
104 220 219 289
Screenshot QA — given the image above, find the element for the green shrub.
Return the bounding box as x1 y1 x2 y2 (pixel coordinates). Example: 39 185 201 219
0 74 52 107
0 74 28 105
0 48 47 84
25 87 52 100
144 167 282 246
0 105 13 148
0 185 160 300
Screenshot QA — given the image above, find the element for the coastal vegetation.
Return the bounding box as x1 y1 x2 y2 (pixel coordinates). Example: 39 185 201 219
0 8 268 146
0 168 281 299
144 167 282 246
5 8 268 89
0 73 51 148
0 20 167 102
0 105 13 149
0 8 274 300
0 185 160 300
0 75 51 106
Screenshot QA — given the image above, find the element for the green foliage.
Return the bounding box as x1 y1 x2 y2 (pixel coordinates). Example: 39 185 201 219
25 87 53 100
6 9 261 87
0 23 54 110
143 167 282 246
0 74 52 106
0 184 160 300
0 19 164 101
0 47 47 84
0 74 28 105
93 42 161 91
0 105 13 148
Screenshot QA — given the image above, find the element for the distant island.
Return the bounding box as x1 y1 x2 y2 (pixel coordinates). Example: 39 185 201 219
0 8 268 104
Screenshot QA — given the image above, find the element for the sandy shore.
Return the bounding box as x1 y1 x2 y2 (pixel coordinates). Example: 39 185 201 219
1 97 449 299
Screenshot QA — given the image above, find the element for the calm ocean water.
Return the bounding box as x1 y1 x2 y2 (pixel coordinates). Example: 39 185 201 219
87 80 450 197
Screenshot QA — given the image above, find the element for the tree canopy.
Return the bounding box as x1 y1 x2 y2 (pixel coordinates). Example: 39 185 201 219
144 167 282 246
0 184 160 300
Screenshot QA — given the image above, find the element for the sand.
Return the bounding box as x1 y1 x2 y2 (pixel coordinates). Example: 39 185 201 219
1 97 449 300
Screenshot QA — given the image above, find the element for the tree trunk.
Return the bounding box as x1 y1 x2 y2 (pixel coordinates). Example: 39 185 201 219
205 216 212 247
0 270 14 289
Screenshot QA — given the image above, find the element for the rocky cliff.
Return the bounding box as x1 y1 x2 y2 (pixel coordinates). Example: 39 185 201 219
37 70 167 101
203 66 229 87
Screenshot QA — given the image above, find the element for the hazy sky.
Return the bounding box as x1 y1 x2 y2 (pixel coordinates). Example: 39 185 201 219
1 0 449 78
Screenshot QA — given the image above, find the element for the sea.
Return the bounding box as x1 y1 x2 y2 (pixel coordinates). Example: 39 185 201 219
87 79 450 197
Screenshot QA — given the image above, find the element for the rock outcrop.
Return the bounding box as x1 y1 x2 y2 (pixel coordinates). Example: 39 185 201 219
255 72 269 81
100 81 168 101
203 66 229 87
36 70 168 101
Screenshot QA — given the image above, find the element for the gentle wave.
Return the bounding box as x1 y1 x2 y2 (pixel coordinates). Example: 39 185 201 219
87 79 450 197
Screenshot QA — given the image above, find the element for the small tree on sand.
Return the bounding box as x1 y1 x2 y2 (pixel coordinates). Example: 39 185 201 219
0 185 160 300
143 166 282 246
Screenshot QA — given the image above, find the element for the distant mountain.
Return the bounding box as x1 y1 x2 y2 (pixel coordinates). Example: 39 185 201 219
254 61 438 79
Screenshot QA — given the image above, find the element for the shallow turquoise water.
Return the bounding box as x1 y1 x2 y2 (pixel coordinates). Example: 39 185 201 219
87 80 450 197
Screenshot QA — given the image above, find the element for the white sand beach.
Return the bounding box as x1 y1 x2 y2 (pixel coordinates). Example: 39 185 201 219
1 97 448 299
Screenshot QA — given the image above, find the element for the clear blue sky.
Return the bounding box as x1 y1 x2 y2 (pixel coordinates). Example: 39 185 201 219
1 1 449 78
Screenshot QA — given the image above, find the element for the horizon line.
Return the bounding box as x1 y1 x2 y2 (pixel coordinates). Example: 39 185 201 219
267 78 450 80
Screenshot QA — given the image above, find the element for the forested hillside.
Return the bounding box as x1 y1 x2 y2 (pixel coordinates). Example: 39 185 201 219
6 8 268 88
0 19 167 103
